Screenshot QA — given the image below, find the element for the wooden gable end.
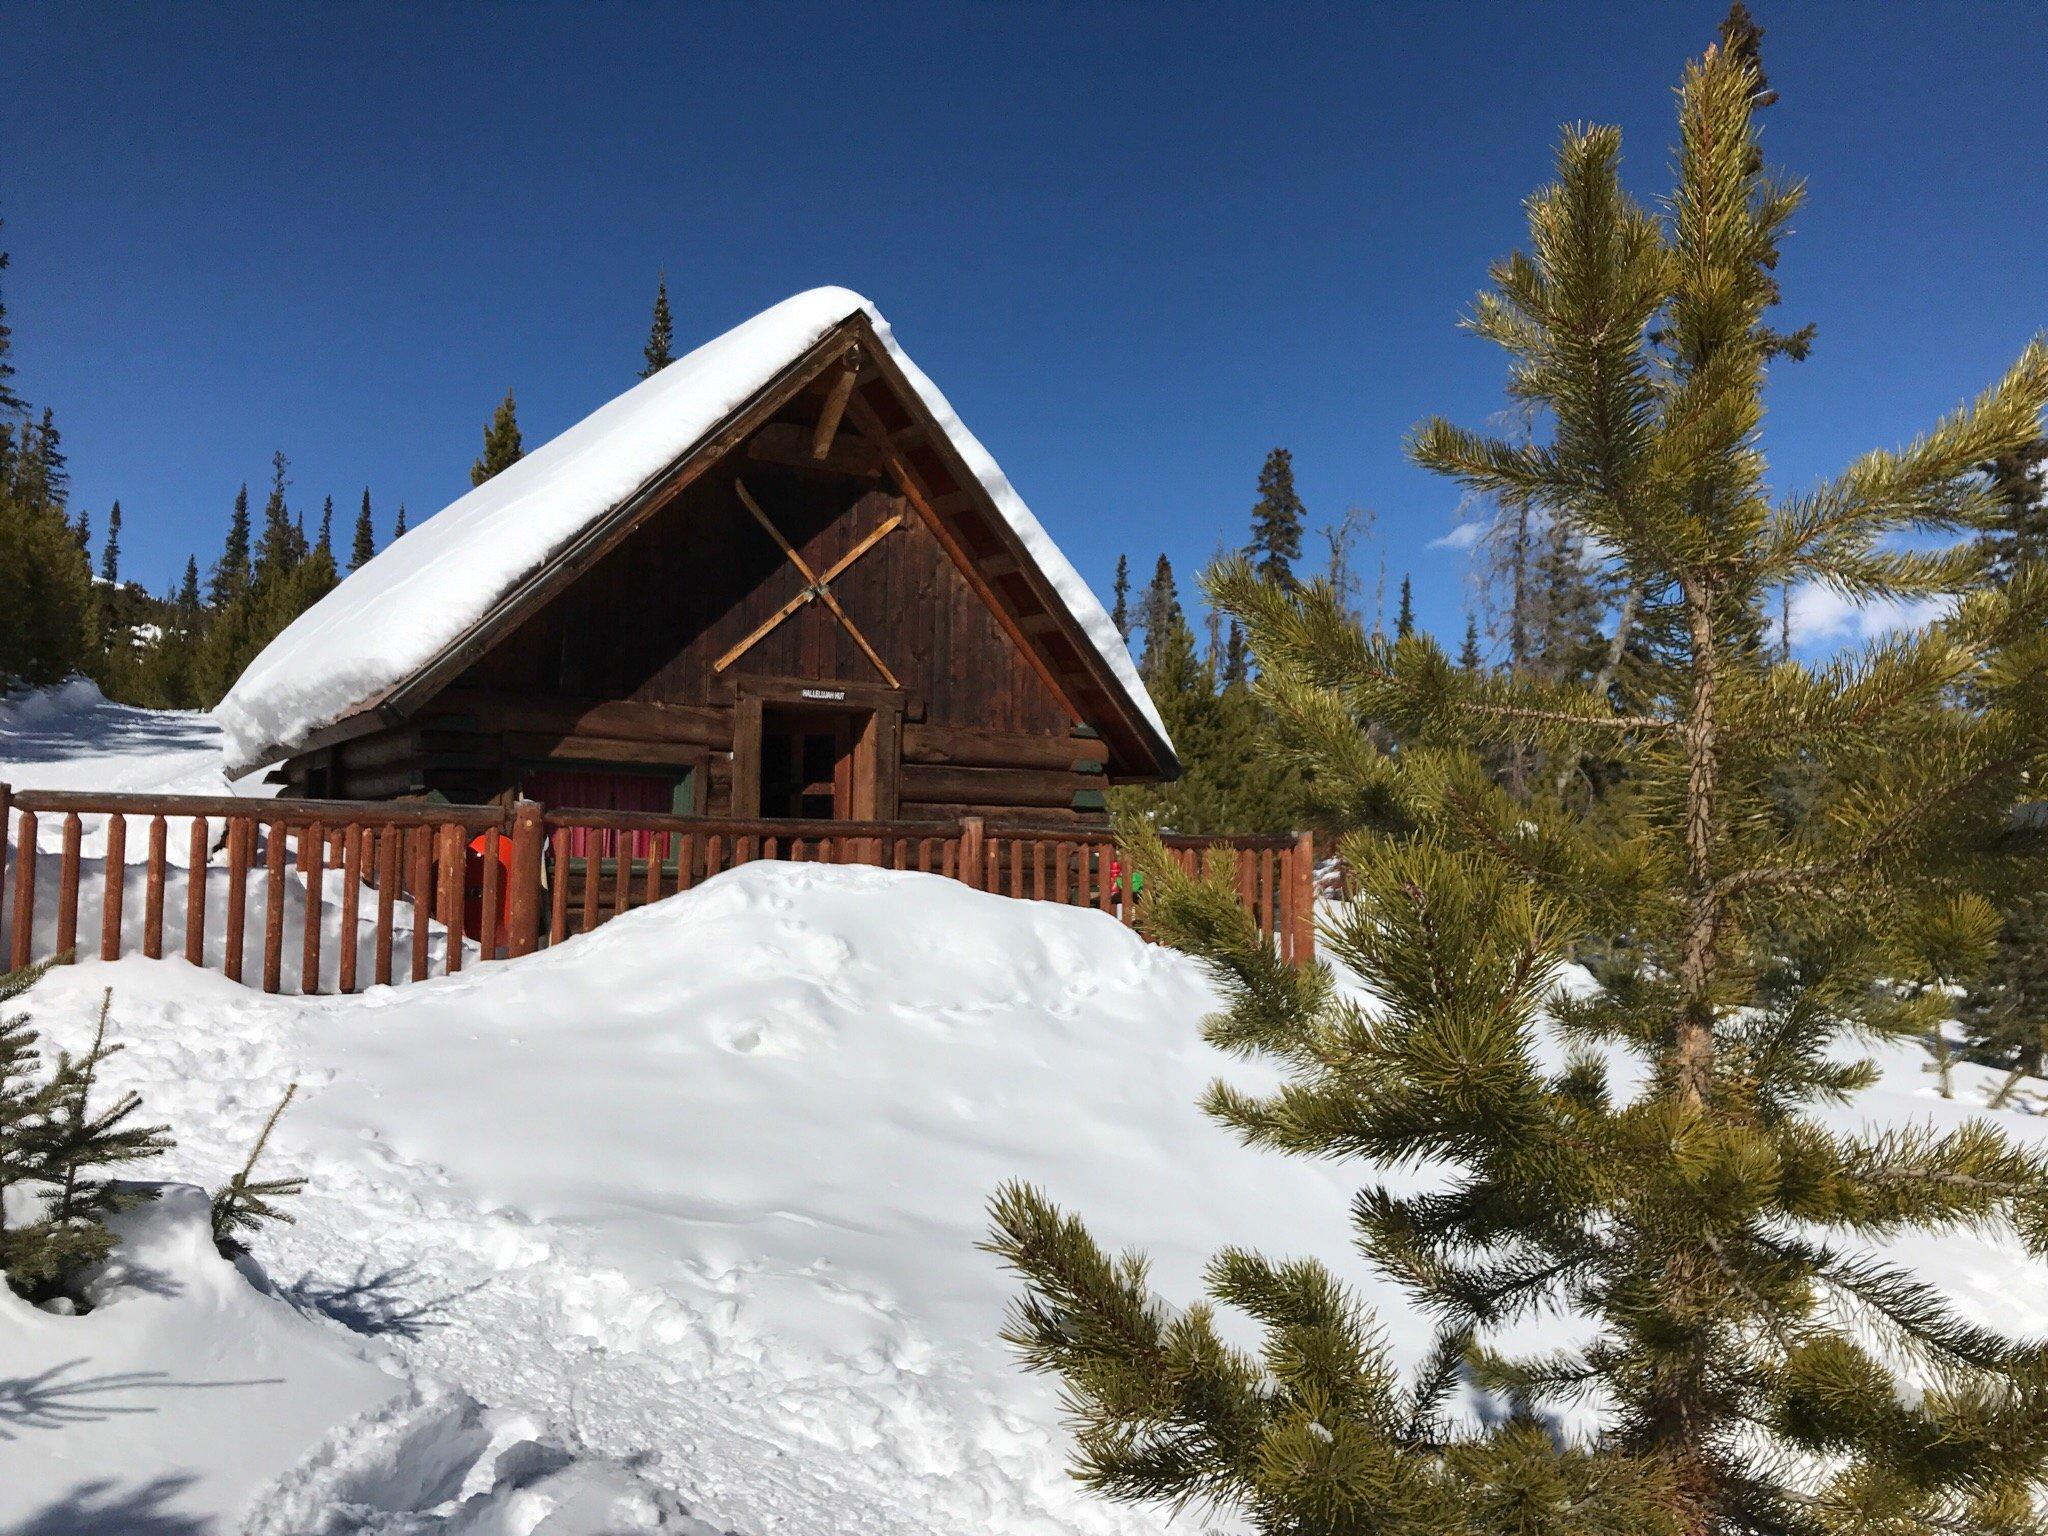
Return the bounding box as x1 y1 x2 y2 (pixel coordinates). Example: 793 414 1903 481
456 451 1077 738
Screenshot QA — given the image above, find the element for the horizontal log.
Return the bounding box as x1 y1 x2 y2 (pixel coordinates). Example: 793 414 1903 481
902 723 1107 773
338 764 432 800
338 729 446 771
9 788 506 826
900 763 1096 810
899 801 1106 830
502 733 710 769
431 689 729 748
543 809 957 838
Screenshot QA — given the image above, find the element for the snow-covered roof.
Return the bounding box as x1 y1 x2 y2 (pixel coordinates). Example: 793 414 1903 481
216 287 1168 776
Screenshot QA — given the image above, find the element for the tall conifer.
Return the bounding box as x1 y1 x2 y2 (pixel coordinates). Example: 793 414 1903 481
997 34 2048 1536
209 485 251 606
99 501 121 586
1110 554 1130 640
350 488 375 570
1247 447 1305 585
641 276 674 378
0 228 17 415
393 503 408 539
471 392 523 486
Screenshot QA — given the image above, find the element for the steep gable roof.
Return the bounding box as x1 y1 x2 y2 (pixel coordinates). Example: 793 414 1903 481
216 288 1172 779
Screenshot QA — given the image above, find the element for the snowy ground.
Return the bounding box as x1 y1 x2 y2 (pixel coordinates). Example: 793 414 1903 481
0 679 264 806
6 685 2048 1534
0 682 459 990
6 868 1368 1535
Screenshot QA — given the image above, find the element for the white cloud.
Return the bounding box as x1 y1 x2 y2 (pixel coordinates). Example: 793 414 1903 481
1774 582 1954 652
1430 521 1488 551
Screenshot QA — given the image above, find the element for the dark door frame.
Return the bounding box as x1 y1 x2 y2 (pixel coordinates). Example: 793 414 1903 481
729 675 903 821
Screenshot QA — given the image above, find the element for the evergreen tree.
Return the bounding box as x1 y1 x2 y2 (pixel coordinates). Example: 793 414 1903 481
0 247 91 686
0 448 91 687
1530 515 1606 686
0 976 172 1300
350 487 375 570
0 228 16 415
1001 36 2048 1536
641 275 674 378
1110 554 1130 641
28 407 65 506
1962 440 2048 1086
315 494 334 562
99 500 121 586
1961 891 2048 1108
1458 613 1483 670
392 502 408 539
211 1083 303 1258
1979 439 2048 585
1223 621 1248 686
1136 554 1185 679
130 554 207 710
73 506 89 554
252 452 299 587
1247 447 1305 586
471 391 523 486
209 484 251 607
1396 574 1414 638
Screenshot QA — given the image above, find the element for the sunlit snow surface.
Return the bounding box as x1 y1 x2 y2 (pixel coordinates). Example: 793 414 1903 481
4 687 2046 1533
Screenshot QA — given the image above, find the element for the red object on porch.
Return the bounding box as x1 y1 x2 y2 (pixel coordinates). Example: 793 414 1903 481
465 830 515 940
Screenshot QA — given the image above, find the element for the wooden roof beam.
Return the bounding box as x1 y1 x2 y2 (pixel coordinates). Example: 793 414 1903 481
811 357 861 459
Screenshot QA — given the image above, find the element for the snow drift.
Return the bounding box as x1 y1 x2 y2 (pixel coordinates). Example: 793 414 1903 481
6 862 1362 1534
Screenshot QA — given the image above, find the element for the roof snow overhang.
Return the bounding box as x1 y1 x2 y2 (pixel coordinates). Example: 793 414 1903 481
222 295 1175 784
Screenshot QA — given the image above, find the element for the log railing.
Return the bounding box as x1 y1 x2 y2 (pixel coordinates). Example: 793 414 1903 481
0 783 1316 996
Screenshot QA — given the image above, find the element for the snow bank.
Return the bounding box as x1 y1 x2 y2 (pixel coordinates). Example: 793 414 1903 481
6 864 1361 1534
215 288 1166 775
10 854 2045 1533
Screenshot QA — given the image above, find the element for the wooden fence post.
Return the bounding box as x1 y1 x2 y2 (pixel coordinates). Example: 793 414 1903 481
0 784 9 938
9 809 35 971
101 813 127 962
958 816 985 890
437 820 465 974
1290 830 1316 963
505 801 543 958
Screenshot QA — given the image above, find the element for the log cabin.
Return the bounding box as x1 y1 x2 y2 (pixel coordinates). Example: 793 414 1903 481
217 289 1176 831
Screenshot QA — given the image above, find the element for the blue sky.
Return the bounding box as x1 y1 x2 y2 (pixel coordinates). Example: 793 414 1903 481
4 1 2042 657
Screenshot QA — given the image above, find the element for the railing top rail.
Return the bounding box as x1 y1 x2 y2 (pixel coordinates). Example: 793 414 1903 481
2 787 509 826
539 808 962 839
0 783 1306 850
1159 833 1303 850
